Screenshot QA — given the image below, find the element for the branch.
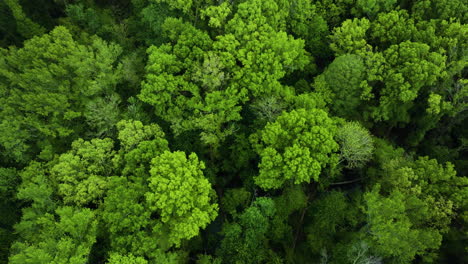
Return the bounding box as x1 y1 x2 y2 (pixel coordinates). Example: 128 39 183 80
330 178 364 186
292 183 317 252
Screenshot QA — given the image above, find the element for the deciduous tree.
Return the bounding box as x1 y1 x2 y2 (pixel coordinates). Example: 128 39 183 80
251 108 339 189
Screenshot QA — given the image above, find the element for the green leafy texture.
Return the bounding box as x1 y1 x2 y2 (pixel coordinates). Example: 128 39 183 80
10 206 97 264
103 178 189 262
314 54 369 119
406 20 468 145
0 26 122 163
65 3 129 46
411 0 468 23
140 3 310 148
200 2 231 28
286 0 330 58
221 188 251 216
139 17 241 148
289 92 328 111
0 168 20 263
336 122 374 169
50 138 116 206
83 93 121 138
131 0 179 46
16 161 56 213
102 177 161 259
379 157 467 226
151 0 198 15
196 254 222 264
220 0 310 98
226 0 290 32
117 120 167 152
328 13 467 143
2 0 468 262
4 0 45 39
250 96 287 125
306 191 358 256
364 186 442 263
146 151 218 247
330 18 371 56
0 167 18 201
270 185 308 249
365 155 468 263
314 0 354 27
116 120 169 179
251 108 339 189
372 41 447 123
10 161 57 262
353 0 397 18
217 197 278 264
107 253 148 264
370 10 417 48
88 121 184 261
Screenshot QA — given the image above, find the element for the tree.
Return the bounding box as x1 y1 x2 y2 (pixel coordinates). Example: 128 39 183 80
83 93 121 138
270 185 308 260
107 253 148 264
336 122 374 169
314 0 354 27
146 151 219 246
116 119 169 179
314 54 370 119
0 168 20 263
221 188 251 217
364 155 468 263
0 26 122 163
353 0 397 18
370 10 416 48
11 119 216 261
50 138 116 206
251 108 339 190
4 0 45 39
139 17 242 149
364 186 442 263
346 241 382 264
10 206 97 264
307 191 357 256
140 1 310 149
406 20 468 146
102 150 218 260
200 2 231 29
411 0 468 23
217 197 278 264
101 177 163 259
64 3 130 46
285 0 330 58
330 18 371 56
328 13 458 133
221 0 310 98
372 41 446 124
2 0 468 262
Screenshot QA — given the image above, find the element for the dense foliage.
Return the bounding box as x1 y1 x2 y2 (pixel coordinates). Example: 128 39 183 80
0 0 467 263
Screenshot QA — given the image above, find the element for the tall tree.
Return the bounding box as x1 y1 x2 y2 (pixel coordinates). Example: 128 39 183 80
10 206 97 264
146 151 219 247
0 26 122 163
364 151 468 263
250 108 339 190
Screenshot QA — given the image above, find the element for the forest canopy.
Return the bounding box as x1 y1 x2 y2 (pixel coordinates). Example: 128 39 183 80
0 0 467 263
